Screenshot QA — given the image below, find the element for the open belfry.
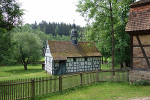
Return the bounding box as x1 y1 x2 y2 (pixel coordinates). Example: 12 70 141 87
126 0 150 82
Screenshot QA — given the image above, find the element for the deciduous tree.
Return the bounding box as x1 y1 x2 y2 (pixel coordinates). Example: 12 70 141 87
76 0 135 68
0 0 23 65
12 32 42 70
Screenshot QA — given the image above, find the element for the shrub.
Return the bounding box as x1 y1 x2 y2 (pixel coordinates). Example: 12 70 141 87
133 80 150 86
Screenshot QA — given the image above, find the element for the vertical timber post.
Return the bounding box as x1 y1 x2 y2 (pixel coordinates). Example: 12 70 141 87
96 69 99 82
80 72 82 86
31 79 35 99
59 75 62 92
126 68 129 82
130 35 133 70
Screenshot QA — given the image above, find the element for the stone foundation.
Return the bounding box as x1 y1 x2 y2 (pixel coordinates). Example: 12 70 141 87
129 70 150 83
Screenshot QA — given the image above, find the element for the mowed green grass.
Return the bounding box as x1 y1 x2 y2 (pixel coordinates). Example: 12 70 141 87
1 64 150 100
35 82 150 100
0 64 50 81
0 64 119 81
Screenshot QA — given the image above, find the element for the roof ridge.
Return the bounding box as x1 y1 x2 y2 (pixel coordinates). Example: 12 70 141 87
48 40 70 42
48 40 94 43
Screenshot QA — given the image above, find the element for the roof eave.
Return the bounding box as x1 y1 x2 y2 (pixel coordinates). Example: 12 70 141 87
126 30 150 35
130 1 150 8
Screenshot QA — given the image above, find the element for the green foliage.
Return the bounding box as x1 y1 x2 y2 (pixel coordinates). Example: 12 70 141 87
76 0 135 67
31 21 38 29
12 32 43 70
38 21 81 36
12 23 72 42
55 25 59 36
0 0 24 31
9 24 72 67
0 0 23 65
78 27 87 42
0 28 14 65
133 80 150 86
12 24 47 47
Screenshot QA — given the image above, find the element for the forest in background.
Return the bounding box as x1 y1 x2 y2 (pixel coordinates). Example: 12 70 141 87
31 20 82 36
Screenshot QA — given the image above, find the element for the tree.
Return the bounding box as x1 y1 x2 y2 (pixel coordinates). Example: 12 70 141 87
0 28 14 65
38 21 82 36
11 23 48 57
31 21 38 29
77 0 116 70
12 32 42 70
113 0 135 68
78 27 87 42
0 0 23 65
55 25 59 36
76 0 135 68
0 0 24 31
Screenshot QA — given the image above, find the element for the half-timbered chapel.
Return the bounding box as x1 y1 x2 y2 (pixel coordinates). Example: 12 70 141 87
45 23 102 75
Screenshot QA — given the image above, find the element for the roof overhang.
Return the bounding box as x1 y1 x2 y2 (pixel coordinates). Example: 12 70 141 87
126 30 150 35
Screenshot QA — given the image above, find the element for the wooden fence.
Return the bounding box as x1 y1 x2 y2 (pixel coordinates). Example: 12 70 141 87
0 69 129 100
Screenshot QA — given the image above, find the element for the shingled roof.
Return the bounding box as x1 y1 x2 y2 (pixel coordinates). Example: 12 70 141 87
48 41 102 60
125 0 150 32
130 0 150 8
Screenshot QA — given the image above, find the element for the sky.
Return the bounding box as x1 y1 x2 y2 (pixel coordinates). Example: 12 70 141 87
18 0 140 27
18 0 87 27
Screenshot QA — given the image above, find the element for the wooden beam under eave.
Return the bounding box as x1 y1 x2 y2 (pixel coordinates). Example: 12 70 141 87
126 30 150 35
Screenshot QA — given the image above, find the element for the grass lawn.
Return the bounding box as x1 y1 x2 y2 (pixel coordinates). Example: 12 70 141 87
0 64 50 81
34 82 150 100
0 64 149 100
101 64 121 70
101 64 112 70
0 64 121 81
39 57 45 61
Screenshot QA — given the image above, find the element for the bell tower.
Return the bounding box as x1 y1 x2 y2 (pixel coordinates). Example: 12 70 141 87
71 20 78 45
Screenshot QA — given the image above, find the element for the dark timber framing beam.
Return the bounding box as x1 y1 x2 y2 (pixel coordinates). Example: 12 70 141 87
136 35 150 68
130 35 133 70
133 57 150 59
133 45 150 47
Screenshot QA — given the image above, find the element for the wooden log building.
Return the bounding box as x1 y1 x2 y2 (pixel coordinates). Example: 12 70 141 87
126 0 150 82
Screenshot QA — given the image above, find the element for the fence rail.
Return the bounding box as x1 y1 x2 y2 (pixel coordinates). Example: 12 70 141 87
0 69 129 100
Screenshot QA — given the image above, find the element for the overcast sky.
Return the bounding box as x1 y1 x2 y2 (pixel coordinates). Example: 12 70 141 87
18 0 140 27
18 0 87 27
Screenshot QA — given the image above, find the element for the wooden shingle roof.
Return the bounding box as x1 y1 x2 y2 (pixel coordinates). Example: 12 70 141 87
125 0 150 32
48 41 102 60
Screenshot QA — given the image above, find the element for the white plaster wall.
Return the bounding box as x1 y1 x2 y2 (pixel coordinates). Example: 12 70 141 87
45 44 53 74
66 57 101 73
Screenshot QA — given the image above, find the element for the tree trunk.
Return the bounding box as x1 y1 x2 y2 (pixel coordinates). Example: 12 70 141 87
129 62 130 68
109 0 115 76
125 61 128 68
24 64 27 70
120 63 123 69
22 57 29 70
102 57 103 64
125 61 130 68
